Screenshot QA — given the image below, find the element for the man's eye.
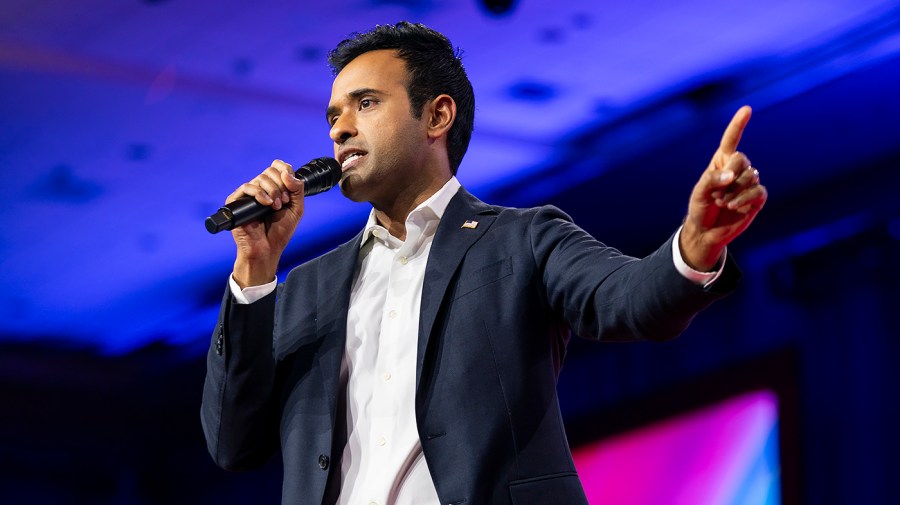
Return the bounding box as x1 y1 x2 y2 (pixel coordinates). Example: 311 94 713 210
360 99 374 109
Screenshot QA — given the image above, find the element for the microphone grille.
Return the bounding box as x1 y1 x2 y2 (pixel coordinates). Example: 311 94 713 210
298 157 341 196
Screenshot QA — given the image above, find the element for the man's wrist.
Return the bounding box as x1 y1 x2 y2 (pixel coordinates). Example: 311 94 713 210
232 256 279 289
673 226 726 287
678 222 724 272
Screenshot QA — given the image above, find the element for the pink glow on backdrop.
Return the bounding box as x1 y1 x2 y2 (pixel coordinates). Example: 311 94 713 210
572 390 779 505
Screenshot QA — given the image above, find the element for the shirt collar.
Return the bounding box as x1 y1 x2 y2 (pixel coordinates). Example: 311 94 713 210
360 176 461 248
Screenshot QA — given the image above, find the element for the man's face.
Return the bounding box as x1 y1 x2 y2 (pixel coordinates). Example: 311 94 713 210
326 49 429 205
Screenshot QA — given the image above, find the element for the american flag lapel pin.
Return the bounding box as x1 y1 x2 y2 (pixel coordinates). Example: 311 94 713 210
461 220 479 229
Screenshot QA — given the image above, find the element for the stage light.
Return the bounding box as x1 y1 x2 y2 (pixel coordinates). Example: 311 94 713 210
479 0 517 16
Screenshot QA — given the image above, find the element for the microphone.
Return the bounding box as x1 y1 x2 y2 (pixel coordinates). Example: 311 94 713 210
205 157 342 234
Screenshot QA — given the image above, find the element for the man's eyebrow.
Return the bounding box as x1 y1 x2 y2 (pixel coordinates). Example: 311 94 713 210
325 88 384 123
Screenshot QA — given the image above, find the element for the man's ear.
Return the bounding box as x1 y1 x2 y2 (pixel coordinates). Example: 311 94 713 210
426 94 456 140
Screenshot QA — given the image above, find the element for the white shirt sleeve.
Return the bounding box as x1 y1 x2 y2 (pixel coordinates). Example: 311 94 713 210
671 226 726 288
228 275 277 304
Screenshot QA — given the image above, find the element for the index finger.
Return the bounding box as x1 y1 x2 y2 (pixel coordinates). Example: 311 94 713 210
719 105 752 154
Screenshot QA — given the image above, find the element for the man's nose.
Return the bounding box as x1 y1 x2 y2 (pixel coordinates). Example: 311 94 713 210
329 114 356 144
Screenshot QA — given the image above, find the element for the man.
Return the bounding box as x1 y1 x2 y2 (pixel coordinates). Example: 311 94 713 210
201 22 767 505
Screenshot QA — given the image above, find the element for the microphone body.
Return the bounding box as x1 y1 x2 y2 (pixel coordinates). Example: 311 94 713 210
205 157 342 234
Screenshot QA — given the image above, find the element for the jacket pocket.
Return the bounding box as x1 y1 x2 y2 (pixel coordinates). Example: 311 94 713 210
454 257 513 300
508 472 588 504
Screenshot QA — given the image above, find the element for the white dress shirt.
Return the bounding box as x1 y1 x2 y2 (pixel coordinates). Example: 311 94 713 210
228 179 722 505
330 176 462 505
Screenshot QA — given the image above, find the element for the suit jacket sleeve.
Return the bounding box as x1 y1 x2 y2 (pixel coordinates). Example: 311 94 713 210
201 285 280 471
530 205 739 342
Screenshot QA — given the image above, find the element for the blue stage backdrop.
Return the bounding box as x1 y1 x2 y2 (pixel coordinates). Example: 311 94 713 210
1 0 898 503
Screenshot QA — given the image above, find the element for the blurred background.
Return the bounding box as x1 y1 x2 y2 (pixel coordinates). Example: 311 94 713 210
1 0 898 503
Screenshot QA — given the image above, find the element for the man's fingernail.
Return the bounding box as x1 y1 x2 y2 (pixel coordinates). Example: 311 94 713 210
718 172 734 183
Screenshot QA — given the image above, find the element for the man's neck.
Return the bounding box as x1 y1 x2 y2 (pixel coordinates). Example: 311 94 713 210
372 175 451 242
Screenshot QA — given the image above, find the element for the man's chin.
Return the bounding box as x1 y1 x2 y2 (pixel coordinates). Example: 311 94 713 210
338 176 368 203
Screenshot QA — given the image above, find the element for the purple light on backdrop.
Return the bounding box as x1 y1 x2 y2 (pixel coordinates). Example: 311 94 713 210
572 390 780 504
1 0 896 353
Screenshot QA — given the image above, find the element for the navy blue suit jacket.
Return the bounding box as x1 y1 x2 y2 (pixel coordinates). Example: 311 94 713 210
201 188 739 504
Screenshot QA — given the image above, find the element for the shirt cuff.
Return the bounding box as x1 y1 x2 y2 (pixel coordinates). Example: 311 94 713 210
671 226 726 288
228 275 277 304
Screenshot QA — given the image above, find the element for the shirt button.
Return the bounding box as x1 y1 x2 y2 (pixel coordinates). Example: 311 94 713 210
369 502 378 505
318 454 329 470
377 437 386 446
372 229 381 238
382 372 392 381
389 310 398 319
399 256 408 265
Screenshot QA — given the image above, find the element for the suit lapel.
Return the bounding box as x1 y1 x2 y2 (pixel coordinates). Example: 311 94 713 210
315 230 363 419
416 188 497 389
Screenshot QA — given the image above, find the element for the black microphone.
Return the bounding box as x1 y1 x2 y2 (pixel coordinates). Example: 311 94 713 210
205 157 342 234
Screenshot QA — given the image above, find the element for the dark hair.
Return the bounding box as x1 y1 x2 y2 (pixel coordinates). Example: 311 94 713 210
328 22 475 175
